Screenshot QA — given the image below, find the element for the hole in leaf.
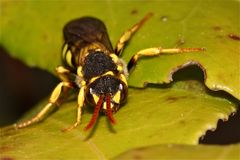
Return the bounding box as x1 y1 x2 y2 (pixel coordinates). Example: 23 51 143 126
199 108 240 144
172 65 240 144
147 64 240 144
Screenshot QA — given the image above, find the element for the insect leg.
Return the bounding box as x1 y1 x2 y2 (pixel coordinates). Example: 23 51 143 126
127 47 205 72
62 86 86 132
15 82 74 129
56 65 79 82
115 13 153 56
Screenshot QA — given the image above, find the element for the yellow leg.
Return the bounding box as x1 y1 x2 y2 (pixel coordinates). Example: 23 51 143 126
127 47 206 72
115 13 153 56
56 65 84 89
15 82 73 129
62 86 85 132
56 66 78 82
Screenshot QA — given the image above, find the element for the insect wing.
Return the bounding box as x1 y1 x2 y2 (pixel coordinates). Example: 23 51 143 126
63 17 114 53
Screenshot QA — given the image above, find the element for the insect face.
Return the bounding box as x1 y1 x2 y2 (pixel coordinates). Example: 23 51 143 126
86 75 128 109
84 75 127 129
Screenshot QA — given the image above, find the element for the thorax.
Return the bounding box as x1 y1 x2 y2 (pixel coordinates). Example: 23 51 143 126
81 50 118 82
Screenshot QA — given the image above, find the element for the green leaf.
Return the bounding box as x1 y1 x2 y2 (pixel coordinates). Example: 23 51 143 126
0 0 239 159
126 0 240 100
0 81 237 159
114 144 240 160
1 0 240 99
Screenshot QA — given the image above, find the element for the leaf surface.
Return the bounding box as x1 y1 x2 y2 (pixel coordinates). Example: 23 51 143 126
0 0 239 159
115 144 240 160
0 81 237 159
1 0 240 98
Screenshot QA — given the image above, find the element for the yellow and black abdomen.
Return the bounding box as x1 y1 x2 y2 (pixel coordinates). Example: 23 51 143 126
62 17 114 70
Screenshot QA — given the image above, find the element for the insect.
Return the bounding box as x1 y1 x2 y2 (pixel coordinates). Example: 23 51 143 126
15 13 204 131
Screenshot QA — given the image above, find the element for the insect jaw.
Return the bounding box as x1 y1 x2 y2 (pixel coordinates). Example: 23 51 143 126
84 95 104 130
84 94 116 130
105 94 116 124
91 91 121 110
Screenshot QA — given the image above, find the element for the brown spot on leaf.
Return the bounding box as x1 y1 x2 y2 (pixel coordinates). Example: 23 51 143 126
42 34 49 41
179 120 186 125
0 146 11 152
130 147 145 160
131 9 138 15
213 26 222 31
166 96 187 103
0 157 14 160
132 153 142 160
228 34 240 41
134 147 146 152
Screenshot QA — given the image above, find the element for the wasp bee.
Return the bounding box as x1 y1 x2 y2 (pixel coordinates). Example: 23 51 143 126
15 13 204 131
